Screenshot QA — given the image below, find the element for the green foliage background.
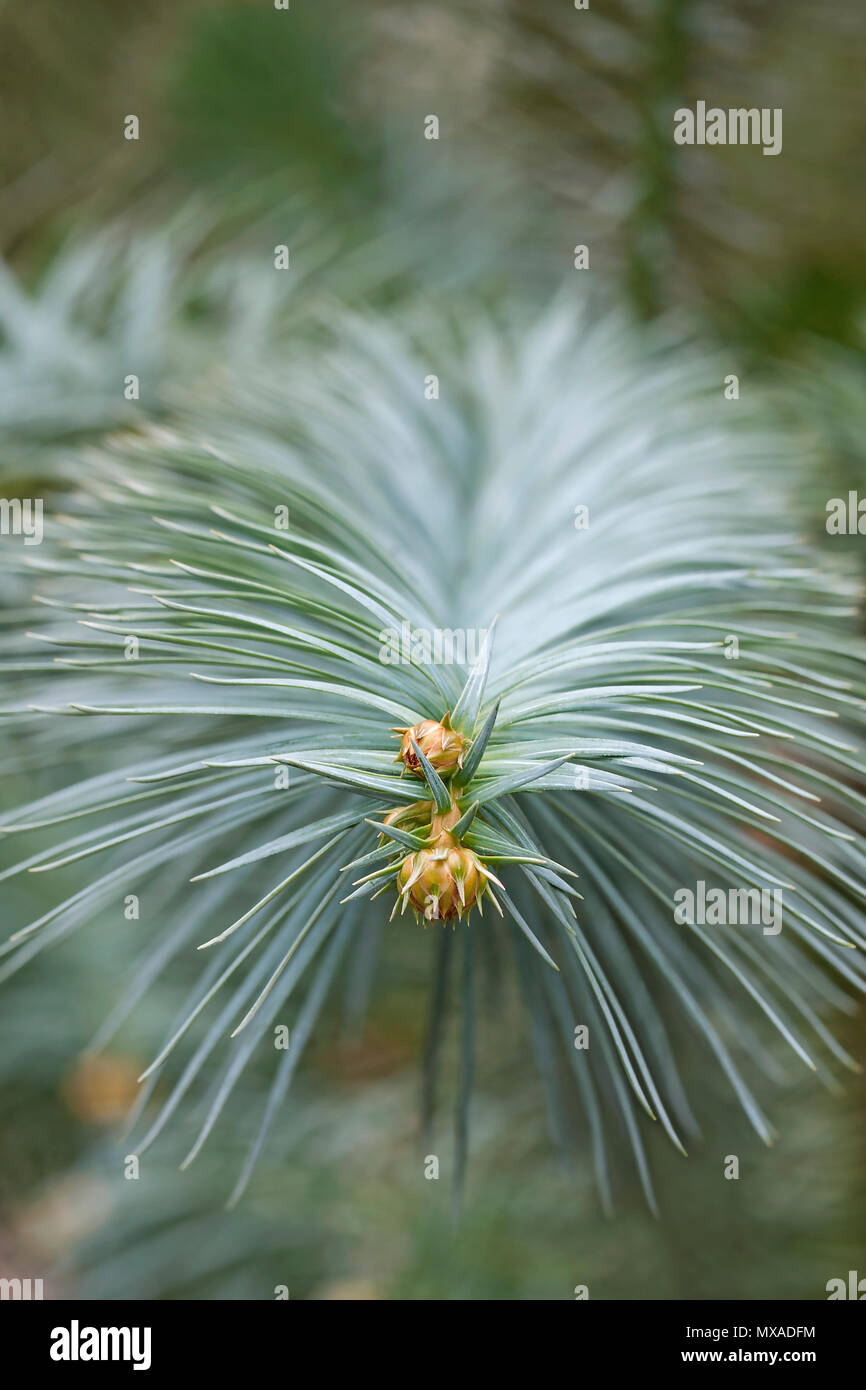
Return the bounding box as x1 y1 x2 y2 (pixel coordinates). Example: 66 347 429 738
1 0 865 1300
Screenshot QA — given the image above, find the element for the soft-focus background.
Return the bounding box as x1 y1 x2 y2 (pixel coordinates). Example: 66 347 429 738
1 0 865 1299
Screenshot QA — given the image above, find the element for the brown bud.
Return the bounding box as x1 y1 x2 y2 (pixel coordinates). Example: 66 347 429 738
396 838 490 923
383 801 433 830
393 714 467 776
